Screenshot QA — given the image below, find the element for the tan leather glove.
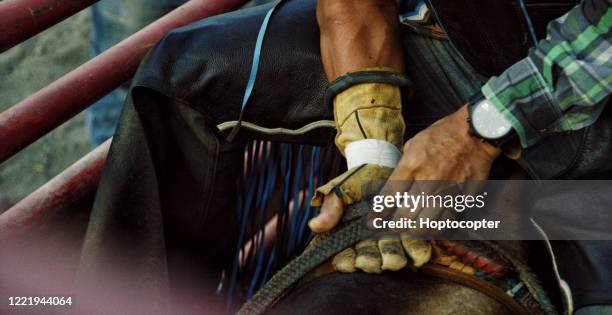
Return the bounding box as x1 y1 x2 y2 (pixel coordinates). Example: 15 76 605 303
311 69 431 273
311 74 404 207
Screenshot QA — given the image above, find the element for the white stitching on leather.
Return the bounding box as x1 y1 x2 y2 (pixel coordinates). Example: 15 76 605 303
216 120 335 136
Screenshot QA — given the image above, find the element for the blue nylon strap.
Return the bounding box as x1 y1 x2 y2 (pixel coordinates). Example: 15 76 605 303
226 1 282 142
241 2 281 110
517 0 539 46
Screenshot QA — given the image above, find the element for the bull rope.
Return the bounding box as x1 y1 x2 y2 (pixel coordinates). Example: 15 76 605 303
236 201 369 315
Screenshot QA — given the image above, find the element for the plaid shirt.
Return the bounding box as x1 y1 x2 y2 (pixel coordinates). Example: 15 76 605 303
481 0 612 148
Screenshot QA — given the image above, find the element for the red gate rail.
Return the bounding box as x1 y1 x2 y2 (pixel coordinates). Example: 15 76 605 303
0 139 110 241
0 0 249 164
0 0 100 53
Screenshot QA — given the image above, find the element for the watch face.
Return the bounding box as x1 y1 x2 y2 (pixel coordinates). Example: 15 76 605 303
472 99 513 139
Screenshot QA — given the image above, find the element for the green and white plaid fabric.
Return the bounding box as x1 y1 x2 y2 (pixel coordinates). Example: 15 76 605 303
482 0 612 148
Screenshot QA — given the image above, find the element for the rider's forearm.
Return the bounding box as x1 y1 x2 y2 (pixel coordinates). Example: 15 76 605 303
310 0 409 233
311 1 432 271
316 0 405 81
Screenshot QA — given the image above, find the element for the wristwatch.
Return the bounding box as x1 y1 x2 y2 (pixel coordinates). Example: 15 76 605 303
467 92 517 148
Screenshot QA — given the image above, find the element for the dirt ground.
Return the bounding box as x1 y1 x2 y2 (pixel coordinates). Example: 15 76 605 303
0 12 92 212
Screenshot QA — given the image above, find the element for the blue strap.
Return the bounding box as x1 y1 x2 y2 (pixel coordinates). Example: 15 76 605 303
241 3 281 110
517 0 539 46
226 1 282 141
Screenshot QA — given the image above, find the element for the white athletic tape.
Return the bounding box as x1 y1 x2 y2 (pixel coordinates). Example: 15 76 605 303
345 139 402 169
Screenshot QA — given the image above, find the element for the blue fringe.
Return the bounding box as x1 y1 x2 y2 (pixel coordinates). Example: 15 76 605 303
225 141 338 311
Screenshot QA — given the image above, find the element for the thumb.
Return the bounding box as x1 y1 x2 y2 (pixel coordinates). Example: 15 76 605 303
308 193 344 233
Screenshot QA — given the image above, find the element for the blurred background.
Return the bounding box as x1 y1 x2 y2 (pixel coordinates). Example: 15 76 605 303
0 0 270 212
0 11 91 212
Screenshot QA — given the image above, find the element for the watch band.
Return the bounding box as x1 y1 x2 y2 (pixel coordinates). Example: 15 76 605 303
467 91 518 149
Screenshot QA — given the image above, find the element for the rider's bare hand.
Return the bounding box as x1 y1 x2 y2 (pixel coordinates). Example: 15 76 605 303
390 105 500 183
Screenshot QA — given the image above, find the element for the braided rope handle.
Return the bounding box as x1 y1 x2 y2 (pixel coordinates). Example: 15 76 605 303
237 219 362 315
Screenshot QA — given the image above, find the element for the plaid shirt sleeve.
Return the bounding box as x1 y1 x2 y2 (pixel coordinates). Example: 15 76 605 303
481 0 612 148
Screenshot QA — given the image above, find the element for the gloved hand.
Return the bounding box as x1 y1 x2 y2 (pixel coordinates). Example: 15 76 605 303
332 237 432 273
308 69 432 273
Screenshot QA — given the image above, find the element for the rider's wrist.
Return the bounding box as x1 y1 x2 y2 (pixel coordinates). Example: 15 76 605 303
455 105 502 160
474 137 503 160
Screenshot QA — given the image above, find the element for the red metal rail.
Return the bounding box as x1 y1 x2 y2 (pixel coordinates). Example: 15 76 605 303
0 139 110 241
0 0 250 164
0 0 99 53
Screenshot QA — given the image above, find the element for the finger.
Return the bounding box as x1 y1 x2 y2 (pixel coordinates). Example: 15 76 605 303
382 165 415 195
354 240 382 273
379 239 408 271
400 236 432 268
427 184 461 233
396 181 445 237
379 153 416 221
449 261 476 275
378 177 415 223
332 248 357 273
308 193 344 233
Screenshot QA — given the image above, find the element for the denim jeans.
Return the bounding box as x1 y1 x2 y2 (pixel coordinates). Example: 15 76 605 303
87 0 188 147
